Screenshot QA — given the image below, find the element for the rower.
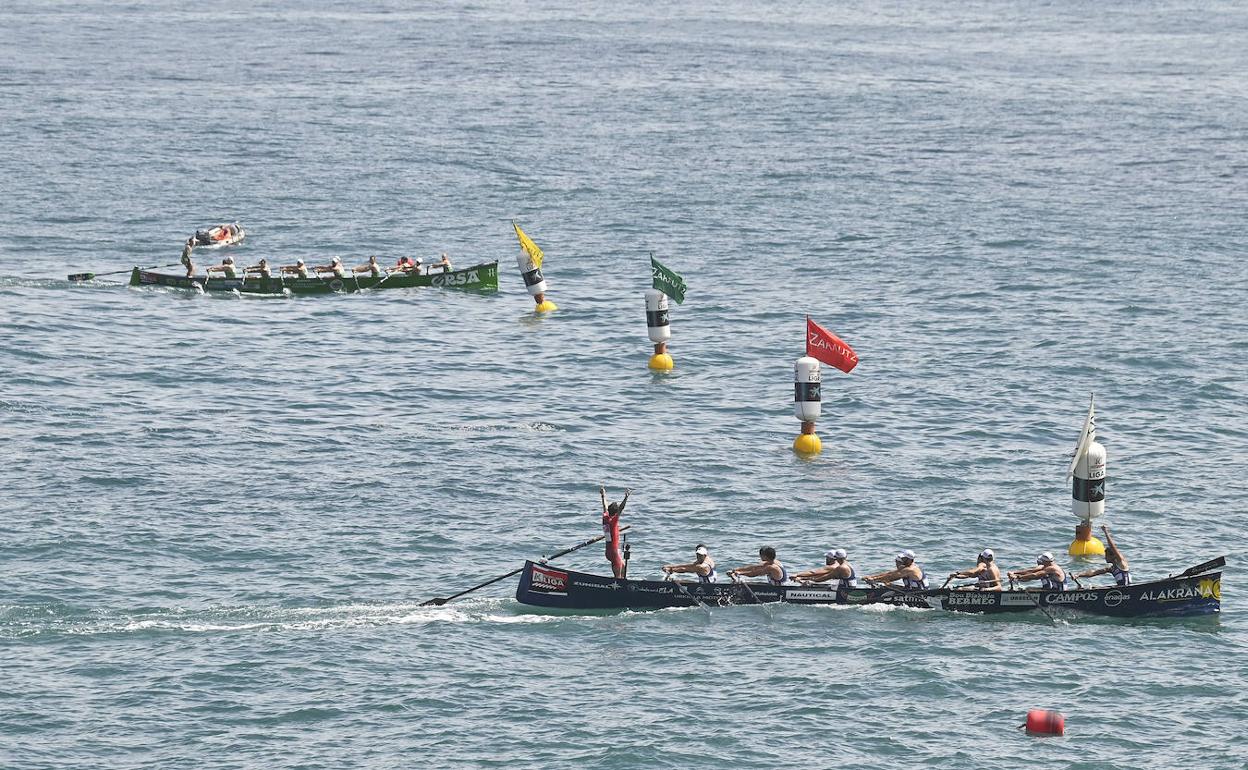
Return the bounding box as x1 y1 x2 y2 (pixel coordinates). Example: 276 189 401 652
1008 552 1069 591
1075 524 1131 586
662 544 717 583
433 253 451 272
206 255 241 279
727 546 788 585
864 550 929 589
180 239 195 277
280 258 310 279
792 548 857 590
600 486 630 579
947 549 1002 590
245 258 272 279
355 255 383 277
315 256 348 279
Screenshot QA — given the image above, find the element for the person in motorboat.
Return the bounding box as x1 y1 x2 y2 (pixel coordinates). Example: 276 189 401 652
354 255 383 278
600 486 630 579
1008 552 1069 591
864 550 929 589
727 546 788 585
205 255 241 279
947 548 1003 590
279 258 310 279
1074 524 1131 586
662 544 717 583
180 238 195 277
314 256 348 279
792 547 857 590
394 256 417 272
245 258 272 279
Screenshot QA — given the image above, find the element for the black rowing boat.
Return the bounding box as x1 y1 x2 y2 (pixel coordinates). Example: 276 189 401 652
515 557 1223 618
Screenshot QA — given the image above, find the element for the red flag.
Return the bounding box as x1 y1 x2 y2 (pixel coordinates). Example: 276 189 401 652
806 316 859 373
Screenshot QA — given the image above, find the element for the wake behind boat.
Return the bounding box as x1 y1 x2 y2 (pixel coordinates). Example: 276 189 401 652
514 558 1223 618
129 261 499 295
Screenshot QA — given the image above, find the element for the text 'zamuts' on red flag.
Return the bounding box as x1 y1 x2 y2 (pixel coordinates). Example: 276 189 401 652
806 316 859 373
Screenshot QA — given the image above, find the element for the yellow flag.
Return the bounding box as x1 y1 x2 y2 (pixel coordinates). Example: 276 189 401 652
513 222 545 270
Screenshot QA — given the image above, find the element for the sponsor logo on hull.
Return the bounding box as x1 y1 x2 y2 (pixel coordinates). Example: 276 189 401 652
530 565 568 595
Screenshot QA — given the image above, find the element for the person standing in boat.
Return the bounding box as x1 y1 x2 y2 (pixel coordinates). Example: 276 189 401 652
600 486 630 579
864 550 929 589
662 545 717 583
727 546 788 585
180 238 195 277
947 549 1003 590
354 256 383 278
1074 525 1131 586
205 255 241 279
792 548 857 589
1008 553 1069 591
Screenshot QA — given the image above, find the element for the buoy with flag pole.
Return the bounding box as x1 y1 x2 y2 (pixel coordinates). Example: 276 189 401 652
512 222 556 313
794 316 858 456
1067 393 1107 557
645 254 686 371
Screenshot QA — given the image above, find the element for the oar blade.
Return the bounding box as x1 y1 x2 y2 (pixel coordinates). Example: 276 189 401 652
1178 556 1225 578
67 272 95 282
419 598 448 607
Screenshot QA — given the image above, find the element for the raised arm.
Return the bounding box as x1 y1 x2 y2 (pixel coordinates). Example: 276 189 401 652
1101 525 1120 554
617 488 632 514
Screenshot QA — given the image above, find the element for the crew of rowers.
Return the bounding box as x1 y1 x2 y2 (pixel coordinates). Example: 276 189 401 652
179 246 453 280
658 524 1130 591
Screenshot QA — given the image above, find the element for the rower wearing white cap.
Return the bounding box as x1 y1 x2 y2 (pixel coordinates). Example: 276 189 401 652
662 544 717 583
1008 553 1069 591
947 549 1002 590
280 258 311 279
864 550 928 590
206 254 240 279
792 548 857 591
314 256 348 279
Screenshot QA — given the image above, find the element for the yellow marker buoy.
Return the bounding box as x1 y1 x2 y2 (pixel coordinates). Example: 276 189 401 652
513 222 556 313
793 356 822 455
1067 395 1107 556
1069 521 1106 557
645 289 673 370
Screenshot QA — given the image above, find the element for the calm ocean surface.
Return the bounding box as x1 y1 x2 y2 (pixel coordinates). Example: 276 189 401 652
2 1 1247 768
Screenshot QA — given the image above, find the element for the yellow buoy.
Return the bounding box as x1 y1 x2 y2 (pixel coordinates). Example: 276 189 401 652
793 431 822 456
1068 521 1106 557
534 298 557 313
648 352 673 371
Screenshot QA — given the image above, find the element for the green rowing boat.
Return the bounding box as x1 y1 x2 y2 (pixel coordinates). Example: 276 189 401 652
129 262 498 295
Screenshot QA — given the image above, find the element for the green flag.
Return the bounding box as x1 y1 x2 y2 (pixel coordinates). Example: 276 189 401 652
650 255 686 304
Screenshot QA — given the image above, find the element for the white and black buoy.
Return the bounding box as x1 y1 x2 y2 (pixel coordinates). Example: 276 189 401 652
645 288 673 371
1067 394 1107 557
793 356 822 455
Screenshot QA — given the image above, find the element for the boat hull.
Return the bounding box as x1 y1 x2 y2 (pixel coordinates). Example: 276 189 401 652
515 561 1222 618
129 261 498 294
194 224 246 248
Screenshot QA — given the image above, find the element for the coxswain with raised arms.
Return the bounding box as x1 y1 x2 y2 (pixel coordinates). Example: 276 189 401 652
864 550 929 589
947 548 1002 590
792 548 857 591
1008 552 1069 591
1074 524 1131 586
662 544 717 583
600 486 630 579
727 546 788 585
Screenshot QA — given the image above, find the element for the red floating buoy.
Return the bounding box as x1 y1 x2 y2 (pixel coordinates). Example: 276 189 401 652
1024 709 1065 736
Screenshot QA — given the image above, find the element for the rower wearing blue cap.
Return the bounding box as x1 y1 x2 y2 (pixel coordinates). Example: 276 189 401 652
947 548 1003 590
792 548 857 591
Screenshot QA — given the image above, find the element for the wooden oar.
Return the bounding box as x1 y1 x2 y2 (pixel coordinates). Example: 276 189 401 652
1004 578 1058 625
68 263 179 282
667 576 711 616
420 526 630 607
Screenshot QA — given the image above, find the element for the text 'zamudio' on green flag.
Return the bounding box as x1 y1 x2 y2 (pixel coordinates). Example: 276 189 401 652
650 255 686 304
